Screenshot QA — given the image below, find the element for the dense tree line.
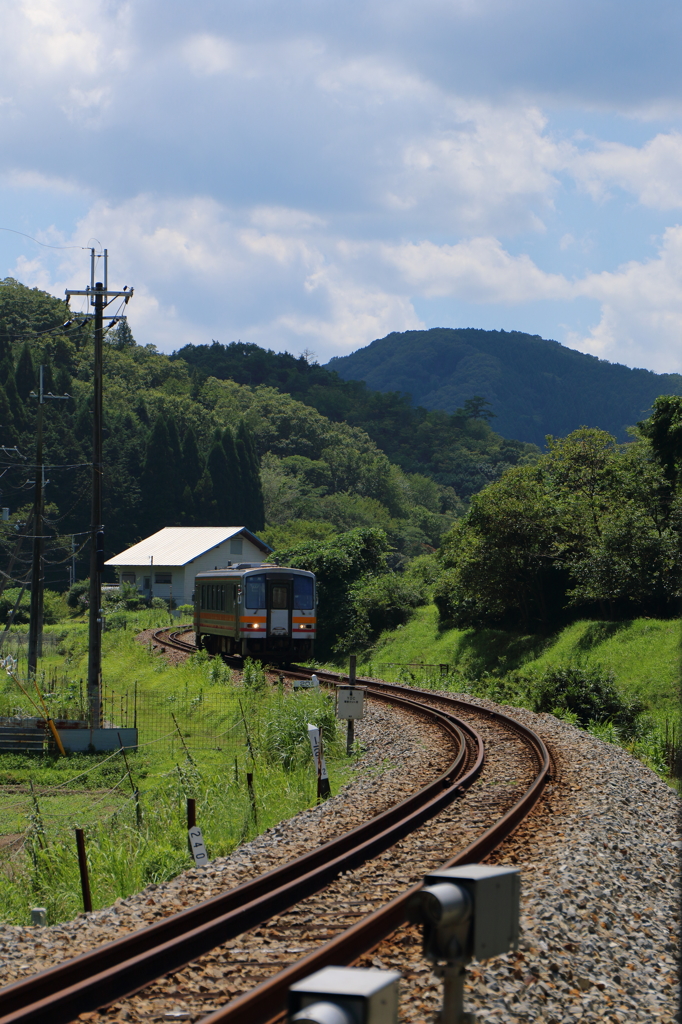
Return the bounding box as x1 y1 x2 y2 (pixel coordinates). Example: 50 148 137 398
433 423 682 632
172 341 538 500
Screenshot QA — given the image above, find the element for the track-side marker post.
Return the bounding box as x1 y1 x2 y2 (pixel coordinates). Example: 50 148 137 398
75 828 93 913
307 724 331 800
337 657 365 757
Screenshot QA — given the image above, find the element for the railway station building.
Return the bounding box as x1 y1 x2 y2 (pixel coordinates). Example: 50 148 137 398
105 526 273 606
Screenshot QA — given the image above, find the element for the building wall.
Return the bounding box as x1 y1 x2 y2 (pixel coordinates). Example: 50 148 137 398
115 534 266 605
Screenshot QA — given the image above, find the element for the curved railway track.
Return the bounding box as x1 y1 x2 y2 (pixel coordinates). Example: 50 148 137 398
0 629 551 1024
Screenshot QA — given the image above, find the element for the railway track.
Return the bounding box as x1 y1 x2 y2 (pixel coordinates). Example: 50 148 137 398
0 629 551 1024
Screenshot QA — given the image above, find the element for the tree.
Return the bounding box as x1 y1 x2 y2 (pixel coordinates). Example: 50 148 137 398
235 420 265 530
434 427 682 630
637 395 682 487
14 342 35 403
140 414 177 532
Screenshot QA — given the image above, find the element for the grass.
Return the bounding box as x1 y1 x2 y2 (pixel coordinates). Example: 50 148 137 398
354 604 680 784
0 612 357 926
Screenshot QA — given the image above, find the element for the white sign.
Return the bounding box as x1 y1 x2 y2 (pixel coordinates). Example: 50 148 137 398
188 826 209 866
337 686 365 720
294 674 320 690
307 724 329 782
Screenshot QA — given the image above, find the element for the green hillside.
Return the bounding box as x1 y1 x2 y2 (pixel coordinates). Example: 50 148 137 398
326 327 682 446
361 604 679 728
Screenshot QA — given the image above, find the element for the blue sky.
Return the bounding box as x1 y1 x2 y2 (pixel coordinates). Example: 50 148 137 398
2 0 682 372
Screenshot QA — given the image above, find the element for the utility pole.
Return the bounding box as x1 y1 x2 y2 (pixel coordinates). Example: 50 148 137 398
27 367 69 676
66 250 133 725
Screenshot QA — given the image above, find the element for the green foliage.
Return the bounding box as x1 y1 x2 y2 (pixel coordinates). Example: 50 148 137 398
172 338 538 502
261 690 338 770
242 657 267 693
528 664 645 736
434 427 682 631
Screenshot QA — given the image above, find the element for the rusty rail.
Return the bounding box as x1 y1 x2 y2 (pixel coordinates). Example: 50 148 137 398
197 676 551 1024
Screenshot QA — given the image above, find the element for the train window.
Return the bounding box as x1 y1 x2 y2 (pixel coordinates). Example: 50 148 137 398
293 576 314 609
245 574 266 608
200 585 205 610
271 584 289 609
210 585 215 610
219 585 225 610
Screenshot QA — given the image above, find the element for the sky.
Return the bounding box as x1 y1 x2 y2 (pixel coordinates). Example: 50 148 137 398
2 0 682 373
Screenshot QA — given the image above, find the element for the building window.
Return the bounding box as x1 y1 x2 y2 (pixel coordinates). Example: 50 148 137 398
144 577 151 590
230 538 243 555
155 573 172 585
121 573 136 585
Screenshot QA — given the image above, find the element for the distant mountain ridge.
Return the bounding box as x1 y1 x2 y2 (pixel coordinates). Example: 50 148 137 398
326 327 682 445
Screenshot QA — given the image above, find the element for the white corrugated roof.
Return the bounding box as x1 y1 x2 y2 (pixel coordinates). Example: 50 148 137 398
105 527 271 567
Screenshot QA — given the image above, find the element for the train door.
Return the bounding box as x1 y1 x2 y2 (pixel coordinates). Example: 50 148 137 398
267 580 291 638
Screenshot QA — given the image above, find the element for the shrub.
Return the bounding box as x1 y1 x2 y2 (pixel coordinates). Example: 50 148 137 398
262 691 338 770
530 664 644 737
242 658 267 693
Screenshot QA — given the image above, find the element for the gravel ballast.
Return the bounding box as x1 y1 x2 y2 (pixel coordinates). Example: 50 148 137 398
357 696 680 1024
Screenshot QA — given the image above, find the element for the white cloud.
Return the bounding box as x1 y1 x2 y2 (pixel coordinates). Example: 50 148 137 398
382 237 571 302
570 226 682 371
569 132 682 209
390 103 565 232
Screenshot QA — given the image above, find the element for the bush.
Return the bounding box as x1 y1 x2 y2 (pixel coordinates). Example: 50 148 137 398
242 658 267 693
262 691 338 770
530 664 644 737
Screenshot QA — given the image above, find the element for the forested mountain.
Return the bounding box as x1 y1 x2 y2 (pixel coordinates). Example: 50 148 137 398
172 341 539 498
0 279 468 588
326 327 682 446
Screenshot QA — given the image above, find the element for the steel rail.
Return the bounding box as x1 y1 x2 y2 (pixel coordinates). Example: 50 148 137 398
196 680 551 1024
0 687 481 1024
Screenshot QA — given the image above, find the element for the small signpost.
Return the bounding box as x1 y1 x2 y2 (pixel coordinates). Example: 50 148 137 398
307 723 331 799
294 673 320 690
188 826 209 866
338 655 365 755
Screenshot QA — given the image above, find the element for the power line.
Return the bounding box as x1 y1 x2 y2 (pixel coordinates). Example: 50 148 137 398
0 228 91 251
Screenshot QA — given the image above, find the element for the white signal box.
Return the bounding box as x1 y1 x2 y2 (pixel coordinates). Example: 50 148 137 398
289 966 400 1024
337 686 365 720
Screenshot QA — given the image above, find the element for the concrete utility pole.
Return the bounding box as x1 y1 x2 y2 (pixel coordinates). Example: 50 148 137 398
27 366 69 677
65 250 133 725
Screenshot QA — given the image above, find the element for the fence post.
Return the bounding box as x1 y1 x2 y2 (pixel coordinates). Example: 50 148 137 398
246 771 257 826
75 829 92 913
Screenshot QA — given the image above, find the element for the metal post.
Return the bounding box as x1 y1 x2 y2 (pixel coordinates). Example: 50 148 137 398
347 654 356 755
246 771 257 825
88 273 104 726
75 829 93 913
187 797 196 830
27 369 44 677
438 962 477 1024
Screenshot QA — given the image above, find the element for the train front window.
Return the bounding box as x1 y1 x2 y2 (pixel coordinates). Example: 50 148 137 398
271 584 289 609
293 576 314 609
245 574 266 608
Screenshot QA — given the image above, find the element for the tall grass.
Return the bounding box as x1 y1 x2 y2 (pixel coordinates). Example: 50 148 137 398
0 618 351 925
